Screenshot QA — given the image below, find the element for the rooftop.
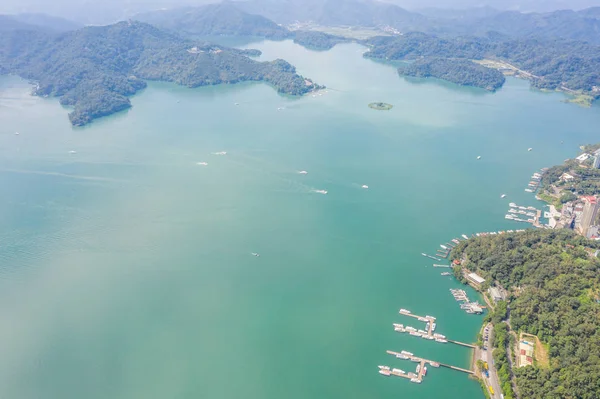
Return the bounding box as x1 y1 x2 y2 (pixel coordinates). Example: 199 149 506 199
467 273 485 284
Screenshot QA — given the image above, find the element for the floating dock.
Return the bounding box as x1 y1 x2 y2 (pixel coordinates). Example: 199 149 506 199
384 349 474 384
421 253 442 261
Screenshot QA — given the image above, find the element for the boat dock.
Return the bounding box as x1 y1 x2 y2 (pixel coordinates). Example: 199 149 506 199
505 203 543 227
450 289 484 314
395 309 475 348
421 253 442 261
384 350 474 383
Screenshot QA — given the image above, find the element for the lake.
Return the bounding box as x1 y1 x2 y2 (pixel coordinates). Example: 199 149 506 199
1 40 599 399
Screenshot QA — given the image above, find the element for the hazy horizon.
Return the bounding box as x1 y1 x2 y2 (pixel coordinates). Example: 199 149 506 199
1 0 600 25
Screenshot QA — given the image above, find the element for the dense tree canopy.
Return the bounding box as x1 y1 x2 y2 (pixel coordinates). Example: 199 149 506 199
0 21 321 126
398 57 505 91
451 229 600 399
365 32 600 100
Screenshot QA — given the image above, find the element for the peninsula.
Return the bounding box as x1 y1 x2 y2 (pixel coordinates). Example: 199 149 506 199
450 229 600 399
398 58 505 91
364 32 600 103
0 21 322 126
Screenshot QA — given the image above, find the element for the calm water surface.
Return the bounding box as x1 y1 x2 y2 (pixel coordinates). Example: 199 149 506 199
1 40 599 399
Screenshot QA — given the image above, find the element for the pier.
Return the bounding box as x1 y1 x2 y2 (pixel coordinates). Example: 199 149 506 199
421 253 442 261
383 350 474 384
396 308 479 348
447 339 476 348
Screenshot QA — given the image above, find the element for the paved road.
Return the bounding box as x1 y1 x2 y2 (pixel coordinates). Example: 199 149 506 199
483 323 502 399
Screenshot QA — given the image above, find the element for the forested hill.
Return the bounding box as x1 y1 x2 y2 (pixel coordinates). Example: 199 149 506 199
365 33 600 102
451 230 600 399
397 58 505 91
135 3 291 39
0 21 321 126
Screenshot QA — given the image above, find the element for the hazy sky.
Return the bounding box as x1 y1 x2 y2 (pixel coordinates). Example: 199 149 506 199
1 0 600 24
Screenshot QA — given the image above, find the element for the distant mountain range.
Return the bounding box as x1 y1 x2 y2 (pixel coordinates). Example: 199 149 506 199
0 13 81 32
135 2 291 39
232 0 600 44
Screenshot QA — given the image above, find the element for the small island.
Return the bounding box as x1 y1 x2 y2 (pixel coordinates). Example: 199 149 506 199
368 102 393 110
398 58 505 91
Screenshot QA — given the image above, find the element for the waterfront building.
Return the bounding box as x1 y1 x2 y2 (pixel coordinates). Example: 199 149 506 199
467 273 485 288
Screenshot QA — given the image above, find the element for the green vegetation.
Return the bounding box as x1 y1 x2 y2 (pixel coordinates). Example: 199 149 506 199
541 157 600 196
0 21 321 126
451 229 600 399
368 102 393 110
398 58 505 91
565 94 594 107
492 323 515 399
364 32 600 102
292 31 348 50
135 3 291 39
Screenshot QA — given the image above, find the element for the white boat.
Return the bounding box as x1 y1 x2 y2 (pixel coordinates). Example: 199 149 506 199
418 317 427 322
431 323 436 331
69 150 77 154
501 194 506 198
509 202 517 207
14 132 19 135
525 189 534 192
411 378 421 383
528 148 533 151
477 155 481 160
393 368 405 374
405 326 416 332
378 365 390 370
361 185 369 189
416 365 421 373
409 331 421 337
298 170 308 175
401 351 413 356
435 338 448 343
462 234 469 240
393 323 404 328
251 253 260 257
433 333 446 339
440 245 447 250
196 162 208 166
399 309 411 314
422 366 427 376
379 369 391 376
313 189 328 195
212 151 227 155
396 354 409 359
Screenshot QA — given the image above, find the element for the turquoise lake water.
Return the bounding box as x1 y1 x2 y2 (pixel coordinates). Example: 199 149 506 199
1 40 600 399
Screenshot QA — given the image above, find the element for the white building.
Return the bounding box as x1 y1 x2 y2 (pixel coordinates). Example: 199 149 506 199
576 153 591 163
467 273 485 287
